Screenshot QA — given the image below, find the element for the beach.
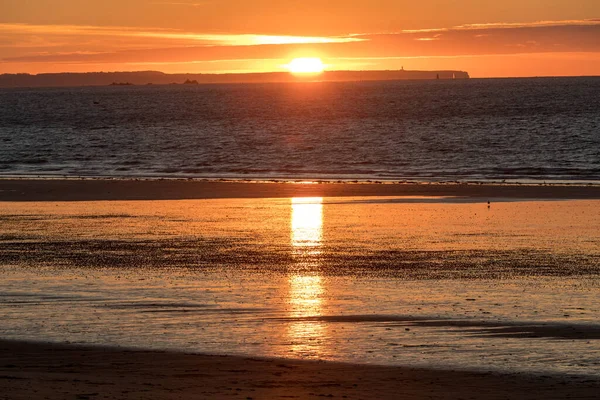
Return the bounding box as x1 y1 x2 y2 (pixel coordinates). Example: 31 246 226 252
2 179 600 202
1 179 599 399
1 340 599 400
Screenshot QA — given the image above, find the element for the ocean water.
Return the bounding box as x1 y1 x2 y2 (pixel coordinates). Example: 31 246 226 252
1 197 599 376
1 77 599 182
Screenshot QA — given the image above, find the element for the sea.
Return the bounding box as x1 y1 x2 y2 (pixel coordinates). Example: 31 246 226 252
1 77 599 182
1 77 600 378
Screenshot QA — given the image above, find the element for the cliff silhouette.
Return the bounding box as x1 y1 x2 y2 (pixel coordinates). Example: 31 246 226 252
0 70 469 88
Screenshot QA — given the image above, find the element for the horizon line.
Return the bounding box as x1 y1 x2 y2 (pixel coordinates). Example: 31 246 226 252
2 69 600 80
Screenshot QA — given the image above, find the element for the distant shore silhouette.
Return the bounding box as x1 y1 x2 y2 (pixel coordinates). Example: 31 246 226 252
0 69 469 88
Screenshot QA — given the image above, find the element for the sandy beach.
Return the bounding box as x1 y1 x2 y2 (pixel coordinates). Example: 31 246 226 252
1 179 599 399
1 178 600 202
1 340 599 400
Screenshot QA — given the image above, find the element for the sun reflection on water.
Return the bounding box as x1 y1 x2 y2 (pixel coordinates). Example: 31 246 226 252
291 197 323 250
289 274 323 317
287 197 327 358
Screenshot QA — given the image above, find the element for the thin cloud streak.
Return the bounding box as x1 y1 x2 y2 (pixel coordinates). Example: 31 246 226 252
135 32 364 45
401 19 600 33
0 23 364 47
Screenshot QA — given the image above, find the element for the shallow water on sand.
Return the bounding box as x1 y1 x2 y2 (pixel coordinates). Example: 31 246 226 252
0 197 599 376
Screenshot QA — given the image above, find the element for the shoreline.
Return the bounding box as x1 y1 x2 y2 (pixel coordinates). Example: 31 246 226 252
1 339 598 399
2 178 600 201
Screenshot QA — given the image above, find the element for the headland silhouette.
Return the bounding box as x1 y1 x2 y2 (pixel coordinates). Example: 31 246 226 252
0 69 469 88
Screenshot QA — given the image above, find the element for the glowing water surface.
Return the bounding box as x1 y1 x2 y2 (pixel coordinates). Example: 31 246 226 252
0 197 599 375
289 198 325 357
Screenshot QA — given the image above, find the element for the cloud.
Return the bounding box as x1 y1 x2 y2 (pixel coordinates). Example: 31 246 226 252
401 19 600 33
414 34 442 42
2 20 600 70
354 20 600 57
0 23 364 47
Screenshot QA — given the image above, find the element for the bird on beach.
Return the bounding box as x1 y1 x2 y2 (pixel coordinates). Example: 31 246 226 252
487 200 491 209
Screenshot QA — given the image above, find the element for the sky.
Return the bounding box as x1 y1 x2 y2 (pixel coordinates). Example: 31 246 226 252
1 0 599 77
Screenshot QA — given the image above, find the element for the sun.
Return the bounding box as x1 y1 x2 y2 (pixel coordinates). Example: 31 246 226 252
286 58 325 74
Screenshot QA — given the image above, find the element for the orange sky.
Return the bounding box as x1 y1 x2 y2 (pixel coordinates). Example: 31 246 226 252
1 0 599 77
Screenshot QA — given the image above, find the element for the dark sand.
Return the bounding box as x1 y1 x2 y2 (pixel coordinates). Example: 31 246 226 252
1 179 600 201
1 340 598 400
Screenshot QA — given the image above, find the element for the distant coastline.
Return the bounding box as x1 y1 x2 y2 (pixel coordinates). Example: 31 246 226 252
0 69 469 88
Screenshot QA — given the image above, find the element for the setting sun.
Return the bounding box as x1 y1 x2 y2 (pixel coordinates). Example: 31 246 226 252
286 58 325 74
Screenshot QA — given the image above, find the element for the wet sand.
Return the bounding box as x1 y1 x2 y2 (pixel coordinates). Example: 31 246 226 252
2 181 600 398
1 178 600 201
1 340 598 400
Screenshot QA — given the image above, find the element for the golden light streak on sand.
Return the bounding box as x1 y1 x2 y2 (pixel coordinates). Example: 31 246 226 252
288 197 327 357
